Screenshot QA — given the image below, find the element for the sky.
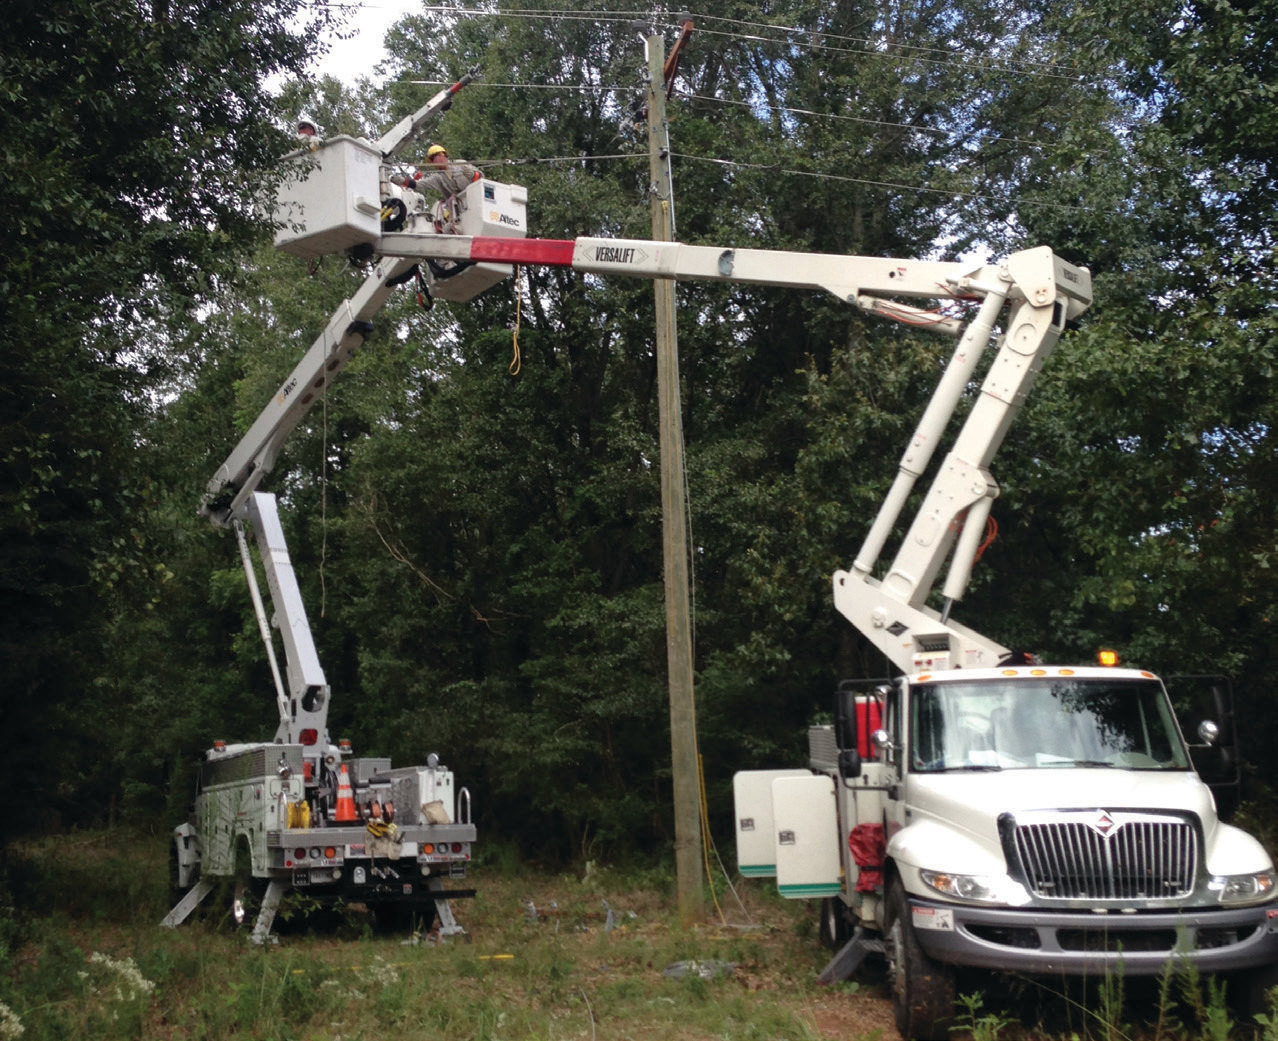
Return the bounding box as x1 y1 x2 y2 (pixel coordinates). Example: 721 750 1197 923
311 0 424 86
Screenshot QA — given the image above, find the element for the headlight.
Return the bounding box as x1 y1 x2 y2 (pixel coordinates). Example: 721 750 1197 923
1208 871 1275 906
920 869 1000 902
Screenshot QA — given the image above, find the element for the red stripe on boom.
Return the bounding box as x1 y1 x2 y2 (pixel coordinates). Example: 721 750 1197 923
470 237 576 267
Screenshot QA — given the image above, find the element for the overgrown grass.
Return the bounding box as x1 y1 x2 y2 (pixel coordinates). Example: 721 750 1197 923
0 831 891 1040
0 831 1274 1040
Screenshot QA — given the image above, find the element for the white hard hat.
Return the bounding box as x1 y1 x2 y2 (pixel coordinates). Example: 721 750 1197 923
297 113 318 134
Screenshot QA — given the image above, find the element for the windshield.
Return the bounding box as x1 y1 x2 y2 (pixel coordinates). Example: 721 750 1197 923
909 678 1191 773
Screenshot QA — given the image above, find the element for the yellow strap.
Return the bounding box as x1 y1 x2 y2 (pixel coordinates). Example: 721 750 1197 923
510 265 522 376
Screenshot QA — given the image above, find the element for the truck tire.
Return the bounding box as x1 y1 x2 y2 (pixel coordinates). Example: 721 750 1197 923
227 837 266 932
819 896 850 950
885 878 955 1041
1233 961 1278 1023
373 902 437 937
168 839 190 904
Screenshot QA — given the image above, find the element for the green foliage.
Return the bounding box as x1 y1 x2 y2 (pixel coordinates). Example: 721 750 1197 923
954 992 1015 1041
5 0 1278 861
0 830 859 1041
0 0 325 838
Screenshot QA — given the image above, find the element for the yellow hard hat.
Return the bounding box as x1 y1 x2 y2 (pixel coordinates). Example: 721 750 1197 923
427 144 448 158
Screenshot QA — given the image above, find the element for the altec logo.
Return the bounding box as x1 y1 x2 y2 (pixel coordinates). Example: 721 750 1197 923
276 377 298 405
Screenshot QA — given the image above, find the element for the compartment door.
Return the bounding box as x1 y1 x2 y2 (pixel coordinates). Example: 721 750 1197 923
733 769 808 878
774 774 843 899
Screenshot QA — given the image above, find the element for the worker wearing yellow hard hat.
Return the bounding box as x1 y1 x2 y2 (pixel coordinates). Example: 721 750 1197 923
407 143 482 232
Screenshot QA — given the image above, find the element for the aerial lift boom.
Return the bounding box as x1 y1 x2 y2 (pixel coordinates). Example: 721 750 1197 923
368 232 1093 673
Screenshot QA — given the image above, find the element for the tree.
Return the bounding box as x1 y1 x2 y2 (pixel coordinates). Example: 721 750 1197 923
0 0 322 834
114 0 1278 864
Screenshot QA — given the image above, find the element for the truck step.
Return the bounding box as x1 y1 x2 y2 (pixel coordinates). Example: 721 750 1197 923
817 927 884 985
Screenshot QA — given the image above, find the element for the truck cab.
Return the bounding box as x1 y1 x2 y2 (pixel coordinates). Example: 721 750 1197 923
737 664 1278 1038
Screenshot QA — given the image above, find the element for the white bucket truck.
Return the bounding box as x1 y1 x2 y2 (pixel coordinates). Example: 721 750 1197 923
723 251 1278 1035
206 123 1278 1017
163 69 530 943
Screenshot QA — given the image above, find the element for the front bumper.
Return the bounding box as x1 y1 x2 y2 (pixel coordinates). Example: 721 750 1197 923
910 897 1278 975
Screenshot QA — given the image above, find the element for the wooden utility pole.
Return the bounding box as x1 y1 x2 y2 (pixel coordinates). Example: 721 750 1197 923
645 29 703 925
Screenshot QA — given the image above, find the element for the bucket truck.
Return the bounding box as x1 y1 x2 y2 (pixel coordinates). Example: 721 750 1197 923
162 69 530 943
178 116 1278 1030
366 233 1274 1033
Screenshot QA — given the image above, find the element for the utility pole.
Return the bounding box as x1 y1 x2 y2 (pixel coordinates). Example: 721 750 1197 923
644 26 702 925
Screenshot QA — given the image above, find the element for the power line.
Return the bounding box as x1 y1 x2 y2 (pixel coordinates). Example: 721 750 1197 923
690 24 1089 84
308 3 1098 85
404 80 1069 158
682 91 1058 154
666 151 1089 214
685 10 1087 80
417 145 1092 218
407 80 627 91
470 151 643 166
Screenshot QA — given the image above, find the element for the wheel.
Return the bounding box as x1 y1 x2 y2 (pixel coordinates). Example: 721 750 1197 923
1232 961 1278 1024
885 878 955 1041
224 837 266 932
819 895 850 950
168 839 186 904
372 901 437 937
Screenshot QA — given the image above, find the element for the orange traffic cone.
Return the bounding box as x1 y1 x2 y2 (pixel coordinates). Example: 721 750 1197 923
335 764 357 823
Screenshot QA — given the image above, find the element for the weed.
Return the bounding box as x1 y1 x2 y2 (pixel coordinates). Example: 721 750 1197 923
3 828 900 1041
954 992 1014 1041
1097 957 1127 1041
1255 988 1278 1041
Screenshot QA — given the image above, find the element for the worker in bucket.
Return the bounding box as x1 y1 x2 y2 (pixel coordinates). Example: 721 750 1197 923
420 143 480 196
404 143 481 233
295 113 320 152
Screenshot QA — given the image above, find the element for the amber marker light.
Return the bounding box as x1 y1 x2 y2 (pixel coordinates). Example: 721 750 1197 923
1098 649 1119 667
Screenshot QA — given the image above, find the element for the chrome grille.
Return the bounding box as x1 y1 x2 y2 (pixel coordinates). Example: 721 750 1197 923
1012 815 1197 900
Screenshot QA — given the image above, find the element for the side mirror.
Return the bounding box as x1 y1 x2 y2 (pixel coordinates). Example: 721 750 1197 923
838 749 862 780
872 728 892 751
1198 720 1220 746
835 688 859 751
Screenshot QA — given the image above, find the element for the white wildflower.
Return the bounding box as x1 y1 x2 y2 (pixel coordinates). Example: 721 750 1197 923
363 956 400 988
0 1001 24 1040
88 952 156 1003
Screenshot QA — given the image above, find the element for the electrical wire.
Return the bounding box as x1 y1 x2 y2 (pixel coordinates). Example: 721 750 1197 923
667 150 1090 213
399 81 1087 162
682 91 1060 155
308 2 1099 84
690 24 1088 83
698 753 727 925
686 10 1089 80
406 80 629 91
468 151 644 167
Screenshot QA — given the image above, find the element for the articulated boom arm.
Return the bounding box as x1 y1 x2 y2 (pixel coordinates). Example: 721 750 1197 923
238 492 331 745
203 77 481 747
374 233 1092 673
212 221 1090 705
201 255 417 527
375 65 480 162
